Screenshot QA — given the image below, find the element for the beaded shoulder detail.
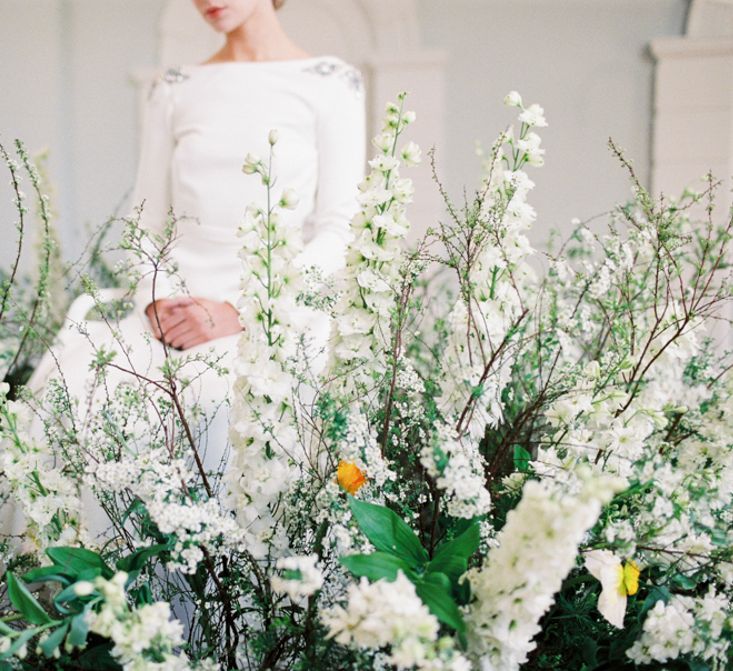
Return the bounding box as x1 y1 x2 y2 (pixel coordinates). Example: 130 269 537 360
147 66 190 100
301 59 364 99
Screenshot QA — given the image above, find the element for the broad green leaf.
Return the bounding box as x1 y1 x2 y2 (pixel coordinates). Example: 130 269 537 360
6 572 53 625
40 621 70 658
348 497 428 567
422 571 452 593
340 552 414 582
46 547 112 579
432 523 480 565
414 579 466 634
427 554 467 583
23 565 73 587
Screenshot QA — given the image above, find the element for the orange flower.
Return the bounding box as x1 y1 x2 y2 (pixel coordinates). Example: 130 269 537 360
337 461 367 494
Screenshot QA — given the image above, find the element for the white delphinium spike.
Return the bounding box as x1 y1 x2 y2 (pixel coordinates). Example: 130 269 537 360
465 469 625 670
325 92 419 400
227 131 309 557
437 94 543 440
422 94 545 520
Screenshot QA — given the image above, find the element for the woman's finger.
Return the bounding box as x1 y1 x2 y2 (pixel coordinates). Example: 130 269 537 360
169 326 197 350
160 313 190 336
178 333 207 350
164 320 195 345
165 296 196 309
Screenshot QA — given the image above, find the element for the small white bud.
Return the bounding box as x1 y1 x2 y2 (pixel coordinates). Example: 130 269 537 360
73 580 94 597
242 153 261 175
279 187 300 210
504 90 523 108
268 129 279 145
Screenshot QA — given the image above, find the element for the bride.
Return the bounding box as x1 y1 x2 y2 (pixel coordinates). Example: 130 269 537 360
13 0 366 542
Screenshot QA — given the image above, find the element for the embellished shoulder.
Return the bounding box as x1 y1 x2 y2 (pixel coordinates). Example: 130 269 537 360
301 58 364 99
146 65 190 101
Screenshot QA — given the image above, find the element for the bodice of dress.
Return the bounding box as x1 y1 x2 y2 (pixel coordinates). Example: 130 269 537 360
128 55 367 321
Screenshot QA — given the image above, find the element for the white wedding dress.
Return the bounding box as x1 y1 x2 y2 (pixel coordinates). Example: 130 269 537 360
18 54 367 540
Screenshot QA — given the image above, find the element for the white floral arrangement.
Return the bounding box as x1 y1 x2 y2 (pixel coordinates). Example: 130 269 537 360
0 87 731 671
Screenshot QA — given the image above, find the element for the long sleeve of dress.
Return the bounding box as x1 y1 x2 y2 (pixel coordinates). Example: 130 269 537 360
128 73 176 325
292 67 367 279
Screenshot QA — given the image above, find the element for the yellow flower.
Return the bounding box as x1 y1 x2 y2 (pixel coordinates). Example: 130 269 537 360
337 461 367 494
622 560 640 596
585 550 642 628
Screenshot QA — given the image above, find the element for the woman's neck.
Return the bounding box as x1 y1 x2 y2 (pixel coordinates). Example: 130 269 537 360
215 4 309 63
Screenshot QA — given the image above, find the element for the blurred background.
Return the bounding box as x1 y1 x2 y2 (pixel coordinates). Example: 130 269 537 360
2 0 730 274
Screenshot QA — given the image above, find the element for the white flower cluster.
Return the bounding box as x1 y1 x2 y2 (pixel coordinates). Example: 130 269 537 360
438 94 542 439
0 382 79 552
81 571 200 671
89 447 242 573
420 421 491 519
326 93 418 398
227 132 309 558
322 572 470 670
270 553 324 601
465 471 625 670
627 590 731 667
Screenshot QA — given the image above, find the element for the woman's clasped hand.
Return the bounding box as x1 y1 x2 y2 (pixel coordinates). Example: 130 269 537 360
144 296 243 350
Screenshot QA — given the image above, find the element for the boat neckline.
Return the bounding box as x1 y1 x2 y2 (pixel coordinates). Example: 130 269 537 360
186 54 341 68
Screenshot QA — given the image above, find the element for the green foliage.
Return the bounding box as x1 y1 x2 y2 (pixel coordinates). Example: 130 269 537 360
342 496 481 638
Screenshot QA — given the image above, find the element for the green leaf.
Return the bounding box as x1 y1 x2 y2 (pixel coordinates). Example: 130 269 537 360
422 571 452 593
46 547 113 579
513 444 532 472
54 583 85 610
6 572 53 625
348 497 428 567
414 578 466 634
67 606 90 648
40 621 70 658
427 554 467 583
116 543 168 573
671 573 698 591
23 565 73 587
340 552 414 582
432 522 480 565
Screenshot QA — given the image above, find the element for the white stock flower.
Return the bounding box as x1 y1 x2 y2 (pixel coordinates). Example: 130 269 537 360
518 103 548 128
466 472 625 670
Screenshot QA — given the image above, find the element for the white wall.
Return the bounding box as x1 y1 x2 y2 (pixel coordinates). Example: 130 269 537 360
416 0 690 244
0 0 166 272
1 0 690 274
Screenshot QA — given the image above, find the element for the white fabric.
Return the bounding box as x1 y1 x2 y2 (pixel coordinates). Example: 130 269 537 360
20 55 366 539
